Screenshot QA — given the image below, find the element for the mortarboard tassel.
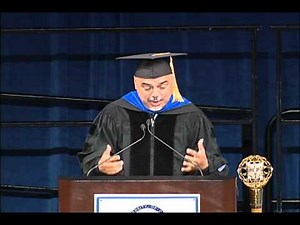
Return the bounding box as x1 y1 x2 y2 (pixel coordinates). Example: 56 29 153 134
169 56 184 102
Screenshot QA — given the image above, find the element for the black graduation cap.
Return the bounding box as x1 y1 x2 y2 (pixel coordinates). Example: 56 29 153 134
116 52 187 102
116 52 187 78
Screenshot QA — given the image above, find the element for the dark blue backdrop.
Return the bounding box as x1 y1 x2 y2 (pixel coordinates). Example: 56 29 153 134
1 13 299 212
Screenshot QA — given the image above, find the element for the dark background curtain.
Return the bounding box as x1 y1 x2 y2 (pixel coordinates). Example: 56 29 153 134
1 12 299 212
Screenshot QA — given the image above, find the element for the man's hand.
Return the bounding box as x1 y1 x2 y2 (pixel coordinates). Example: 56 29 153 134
98 144 124 175
181 139 209 173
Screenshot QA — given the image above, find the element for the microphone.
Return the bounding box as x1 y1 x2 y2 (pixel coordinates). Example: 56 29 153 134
86 124 146 176
145 119 204 176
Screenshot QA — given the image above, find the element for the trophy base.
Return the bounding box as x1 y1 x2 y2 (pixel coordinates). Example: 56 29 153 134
251 208 262 213
250 188 263 213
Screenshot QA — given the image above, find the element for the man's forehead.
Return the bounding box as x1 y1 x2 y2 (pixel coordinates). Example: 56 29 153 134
135 74 173 84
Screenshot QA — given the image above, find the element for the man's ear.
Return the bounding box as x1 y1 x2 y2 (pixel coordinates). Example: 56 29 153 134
133 77 138 90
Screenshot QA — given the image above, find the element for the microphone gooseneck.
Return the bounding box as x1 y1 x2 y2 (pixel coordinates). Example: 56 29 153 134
86 124 146 176
146 119 204 176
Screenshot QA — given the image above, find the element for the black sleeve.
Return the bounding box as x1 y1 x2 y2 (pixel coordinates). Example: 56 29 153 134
77 108 119 176
196 113 230 176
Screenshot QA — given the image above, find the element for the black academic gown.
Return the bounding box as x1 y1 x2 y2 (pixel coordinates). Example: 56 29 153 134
78 98 229 176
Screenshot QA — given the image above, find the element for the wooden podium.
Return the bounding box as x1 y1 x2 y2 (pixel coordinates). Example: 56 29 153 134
59 176 237 212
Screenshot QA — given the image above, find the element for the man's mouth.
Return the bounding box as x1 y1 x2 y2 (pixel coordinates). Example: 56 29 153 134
149 100 162 106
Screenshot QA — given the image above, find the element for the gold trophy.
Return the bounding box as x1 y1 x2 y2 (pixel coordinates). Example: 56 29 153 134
237 155 273 213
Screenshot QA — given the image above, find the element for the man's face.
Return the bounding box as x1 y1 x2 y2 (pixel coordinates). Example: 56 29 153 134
134 74 174 111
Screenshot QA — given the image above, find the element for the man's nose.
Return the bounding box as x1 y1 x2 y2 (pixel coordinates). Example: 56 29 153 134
152 96 158 101
151 88 160 96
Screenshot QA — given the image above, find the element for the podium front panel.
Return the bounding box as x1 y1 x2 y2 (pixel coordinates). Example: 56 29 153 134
59 176 237 212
